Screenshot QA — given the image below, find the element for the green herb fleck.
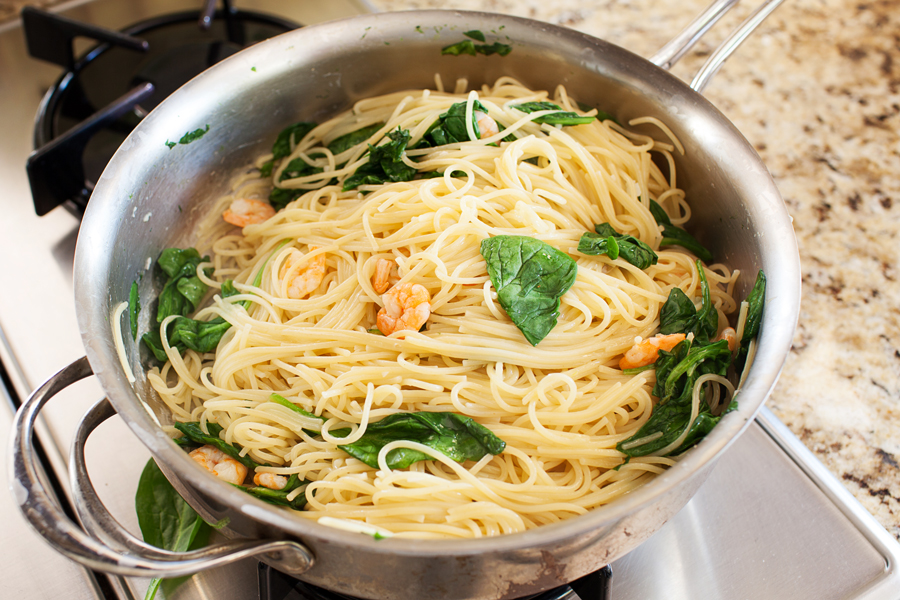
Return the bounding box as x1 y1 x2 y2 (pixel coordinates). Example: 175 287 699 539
464 30 486 42
178 124 210 145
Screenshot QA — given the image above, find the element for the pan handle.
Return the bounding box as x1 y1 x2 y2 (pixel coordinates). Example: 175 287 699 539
9 357 314 578
649 0 788 92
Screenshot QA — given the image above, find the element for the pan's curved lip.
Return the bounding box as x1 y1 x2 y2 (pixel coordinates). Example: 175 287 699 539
75 9 801 556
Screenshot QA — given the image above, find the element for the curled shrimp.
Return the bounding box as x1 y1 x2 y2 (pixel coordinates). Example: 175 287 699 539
281 246 326 299
717 327 737 352
372 258 398 294
475 111 499 139
253 472 287 490
376 282 431 336
223 198 276 227
619 333 686 370
189 445 248 485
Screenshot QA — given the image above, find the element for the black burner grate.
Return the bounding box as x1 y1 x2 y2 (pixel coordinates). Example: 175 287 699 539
23 0 299 217
258 563 612 600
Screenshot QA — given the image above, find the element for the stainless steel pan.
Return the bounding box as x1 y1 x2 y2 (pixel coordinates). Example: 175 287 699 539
10 3 799 599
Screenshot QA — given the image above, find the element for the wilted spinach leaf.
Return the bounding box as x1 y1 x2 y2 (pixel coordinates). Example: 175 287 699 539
480 235 578 345
272 121 317 160
178 125 210 145
441 40 512 56
269 187 304 211
129 281 140 340
337 412 506 469
343 128 418 191
618 338 734 457
422 100 490 146
659 261 718 344
736 270 766 372
173 421 260 470
327 123 385 155
648 199 713 262
578 223 659 269
463 30 486 42
136 458 211 600
279 154 324 182
510 101 595 126
244 473 308 510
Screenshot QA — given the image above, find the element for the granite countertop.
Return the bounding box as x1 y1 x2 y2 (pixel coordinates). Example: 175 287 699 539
373 0 900 539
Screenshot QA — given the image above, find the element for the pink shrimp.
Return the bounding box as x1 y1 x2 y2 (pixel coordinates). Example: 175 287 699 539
474 111 499 139
619 333 687 370
372 258 398 294
222 198 276 227
253 472 288 490
376 282 431 336
281 246 326 299
716 327 737 352
189 445 248 485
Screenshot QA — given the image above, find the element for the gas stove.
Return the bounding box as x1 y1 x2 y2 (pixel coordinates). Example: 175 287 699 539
2 2 899 600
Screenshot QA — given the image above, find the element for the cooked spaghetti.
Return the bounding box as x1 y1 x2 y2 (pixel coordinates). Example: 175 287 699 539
145 77 741 538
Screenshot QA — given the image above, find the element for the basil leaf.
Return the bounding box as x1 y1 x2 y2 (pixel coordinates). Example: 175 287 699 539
511 101 595 126
659 261 717 344
338 412 506 469
343 128 418 191
173 422 260 470
129 281 140 340
327 123 385 155
244 474 308 510
649 199 713 262
136 459 210 600
578 223 658 269
272 121 317 160
480 235 578 345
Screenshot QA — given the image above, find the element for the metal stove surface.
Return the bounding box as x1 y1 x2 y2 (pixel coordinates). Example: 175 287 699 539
1 2 899 600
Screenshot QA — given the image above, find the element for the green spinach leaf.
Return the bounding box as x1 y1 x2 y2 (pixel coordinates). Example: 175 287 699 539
578 223 659 269
659 261 718 344
648 199 713 262
327 123 385 155
618 338 734 457
337 412 506 469
136 459 210 600
173 422 260 470
441 40 512 56
510 101 595 126
279 154 324 182
343 128 418 191
269 187 304 211
244 473 308 510
272 122 317 160
154 248 209 323
463 30 486 42
736 270 766 372
129 281 140 340
178 125 210 145
422 100 490 146
480 235 578 345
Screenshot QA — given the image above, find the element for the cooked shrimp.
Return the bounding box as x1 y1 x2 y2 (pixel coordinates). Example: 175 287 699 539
372 258 397 294
376 282 431 336
619 333 686 370
189 445 248 485
253 472 288 490
717 327 737 352
281 246 326 299
222 198 276 227
475 111 499 139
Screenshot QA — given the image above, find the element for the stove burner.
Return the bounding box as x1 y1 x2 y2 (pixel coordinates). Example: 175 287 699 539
23 1 299 217
257 563 613 600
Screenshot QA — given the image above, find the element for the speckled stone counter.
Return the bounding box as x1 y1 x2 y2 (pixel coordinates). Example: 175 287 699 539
373 0 900 539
